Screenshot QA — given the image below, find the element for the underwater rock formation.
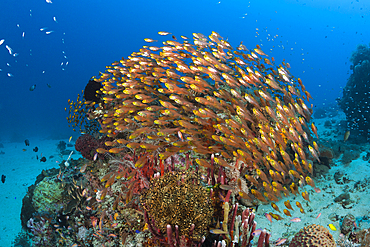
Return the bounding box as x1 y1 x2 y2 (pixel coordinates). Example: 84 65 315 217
32 177 64 212
339 43 370 140
289 224 336 247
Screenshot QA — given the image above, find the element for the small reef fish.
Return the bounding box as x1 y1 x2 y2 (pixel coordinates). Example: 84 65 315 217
29 84 36 91
275 238 287 246
158 31 171 36
25 139 30 146
284 200 294 210
252 229 262 236
40 157 46 162
269 213 284 221
271 202 281 213
265 213 273 223
33 147 38 152
328 224 337 231
0 39 4 45
343 130 350 142
283 209 292 217
290 217 301 222
1 174 5 183
316 213 322 219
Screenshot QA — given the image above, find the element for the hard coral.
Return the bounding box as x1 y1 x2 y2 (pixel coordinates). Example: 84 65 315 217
289 224 336 247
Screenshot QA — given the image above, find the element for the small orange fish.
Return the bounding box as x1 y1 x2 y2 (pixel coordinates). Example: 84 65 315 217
302 191 310 202
144 38 157 43
158 31 171 36
314 187 321 193
284 200 294 210
296 201 303 210
311 123 319 139
305 176 316 188
265 213 273 223
270 212 284 221
271 202 281 213
283 209 292 217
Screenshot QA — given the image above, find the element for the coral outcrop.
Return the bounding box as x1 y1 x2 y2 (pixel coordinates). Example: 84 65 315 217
339 43 370 140
32 177 64 212
289 224 336 247
341 214 356 235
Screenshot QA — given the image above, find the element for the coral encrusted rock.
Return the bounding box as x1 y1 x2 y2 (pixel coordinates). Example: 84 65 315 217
341 213 356 235
32 177 64 212
289 224 336 247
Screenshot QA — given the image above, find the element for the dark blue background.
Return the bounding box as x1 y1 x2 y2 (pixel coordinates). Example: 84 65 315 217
0 0 369 141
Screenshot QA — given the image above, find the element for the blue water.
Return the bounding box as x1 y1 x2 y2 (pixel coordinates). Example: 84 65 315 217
0 0 369 141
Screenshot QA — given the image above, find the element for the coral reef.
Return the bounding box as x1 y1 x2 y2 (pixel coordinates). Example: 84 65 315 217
289 224 336 247
57 31 318 246
339 43 370 140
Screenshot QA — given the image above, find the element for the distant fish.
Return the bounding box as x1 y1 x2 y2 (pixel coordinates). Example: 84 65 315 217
46 0 52 3
274 238 287 246
47 83 51 88
290 217 301 222
33 147 38 152
45 31 54 35
5 45 14 55
7 73 14 77
343 130 350 142
40 27 48 31
0 39 4 45
25 139 30 146
40 157 46 162
1 175 5 183
22 32 25 39
29 84 36 91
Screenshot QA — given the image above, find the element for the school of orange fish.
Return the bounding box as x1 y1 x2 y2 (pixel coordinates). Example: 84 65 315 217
73 31 321 214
